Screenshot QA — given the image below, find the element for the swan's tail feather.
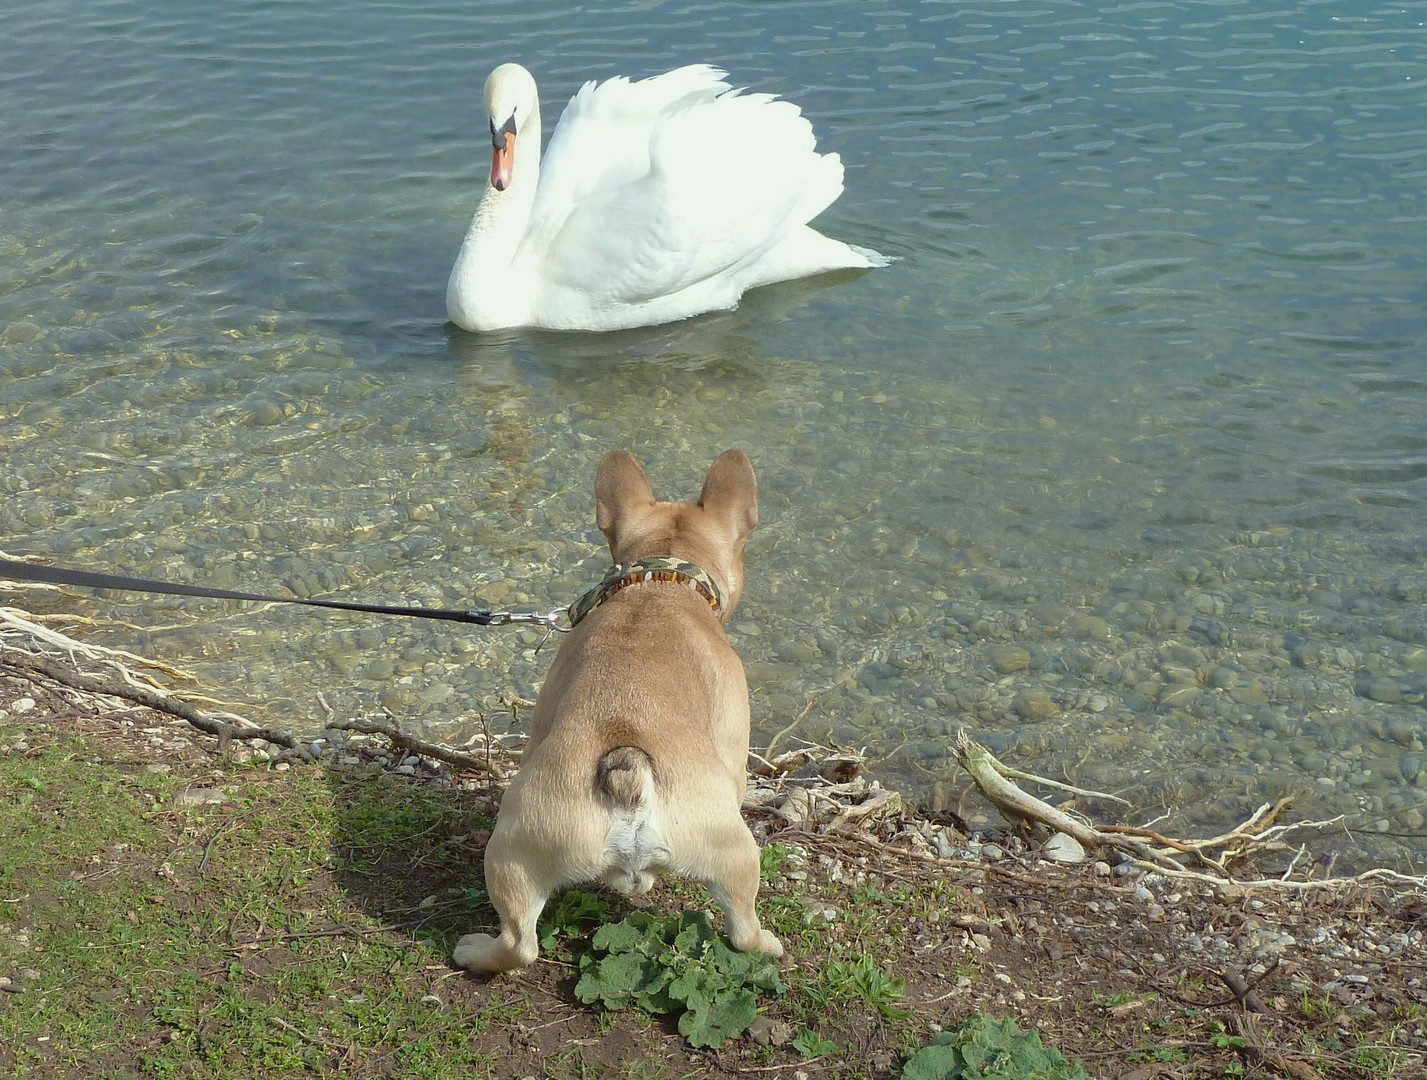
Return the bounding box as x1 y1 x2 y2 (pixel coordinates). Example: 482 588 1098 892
848 243 894 267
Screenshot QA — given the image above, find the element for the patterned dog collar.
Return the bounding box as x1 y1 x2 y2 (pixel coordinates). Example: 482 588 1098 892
567 557 724 627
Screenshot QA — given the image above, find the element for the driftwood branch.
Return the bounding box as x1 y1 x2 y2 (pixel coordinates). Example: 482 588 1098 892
954 733 1108 850
987 757 1130 807
0 601 193 680
953 730 1427 893
1 649 302 754
325 716 510 780
1 603 513 775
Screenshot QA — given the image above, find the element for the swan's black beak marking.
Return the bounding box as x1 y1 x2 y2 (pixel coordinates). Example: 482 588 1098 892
490 114 517 150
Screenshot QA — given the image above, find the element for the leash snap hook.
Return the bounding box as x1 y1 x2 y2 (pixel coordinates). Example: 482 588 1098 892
524 608 572 634
475 607 571 633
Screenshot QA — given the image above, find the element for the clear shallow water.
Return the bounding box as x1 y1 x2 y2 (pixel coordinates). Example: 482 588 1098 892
3 0 1425 868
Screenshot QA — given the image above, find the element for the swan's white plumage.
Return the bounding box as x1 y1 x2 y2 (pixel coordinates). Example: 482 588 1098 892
446 63 888 333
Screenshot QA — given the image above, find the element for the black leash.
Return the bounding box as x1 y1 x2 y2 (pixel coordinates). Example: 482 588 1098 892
0 556 569 631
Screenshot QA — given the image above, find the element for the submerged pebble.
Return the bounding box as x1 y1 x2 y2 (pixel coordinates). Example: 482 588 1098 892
987 644 1031 674
1065 615 1112 640
1011 691 1059 720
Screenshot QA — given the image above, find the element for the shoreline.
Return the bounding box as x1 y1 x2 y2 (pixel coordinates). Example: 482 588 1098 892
3 603 1424 1077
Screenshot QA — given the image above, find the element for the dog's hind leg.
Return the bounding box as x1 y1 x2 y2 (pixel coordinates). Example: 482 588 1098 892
452 839 548 974
695 820 783 958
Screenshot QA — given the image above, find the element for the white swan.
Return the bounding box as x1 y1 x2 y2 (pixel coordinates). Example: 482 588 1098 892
446 63 888 333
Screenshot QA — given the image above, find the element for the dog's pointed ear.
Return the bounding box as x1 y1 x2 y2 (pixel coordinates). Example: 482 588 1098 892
596 450 656 538
699 450 758 538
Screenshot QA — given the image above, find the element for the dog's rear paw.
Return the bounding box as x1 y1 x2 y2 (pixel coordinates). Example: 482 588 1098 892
755 929 784 958
742 924 787 958
452 932 497 971
453 932 531 974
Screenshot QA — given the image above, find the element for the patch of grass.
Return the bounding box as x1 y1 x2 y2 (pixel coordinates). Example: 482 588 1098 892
759 840 794 882
1146 1044 1189 1064
7 712 1422 1079
1298 989 1336 1019
0 734 515 1077
1095 990 1140 1008
757 891 831 955
754 873 963 1051
807 953 909 1021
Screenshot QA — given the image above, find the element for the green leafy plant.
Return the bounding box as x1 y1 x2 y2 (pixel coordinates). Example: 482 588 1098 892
811 953 910 1020
574 909 784 1048
538 887 612 953
902 1014 1088 1080
1208 1020 1247 1052
793 1029 838 1058
1150 1046 1188 1064
759 842 792 882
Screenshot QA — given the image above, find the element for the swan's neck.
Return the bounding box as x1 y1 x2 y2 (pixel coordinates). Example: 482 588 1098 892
447 111 543 331
469 119 542 261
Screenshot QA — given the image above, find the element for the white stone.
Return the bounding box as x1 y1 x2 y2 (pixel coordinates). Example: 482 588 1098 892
1041 832 1086 863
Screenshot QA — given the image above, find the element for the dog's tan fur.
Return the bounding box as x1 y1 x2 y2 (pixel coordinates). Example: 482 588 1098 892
453 449 782 974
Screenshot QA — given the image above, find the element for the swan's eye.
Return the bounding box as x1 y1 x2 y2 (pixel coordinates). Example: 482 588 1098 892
491 113 518 149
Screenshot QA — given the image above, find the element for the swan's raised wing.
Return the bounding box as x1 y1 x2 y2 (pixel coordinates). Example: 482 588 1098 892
517 66 731 264
523 67 848 312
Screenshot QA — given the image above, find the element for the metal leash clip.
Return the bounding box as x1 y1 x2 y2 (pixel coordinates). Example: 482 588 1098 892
469 607 572 633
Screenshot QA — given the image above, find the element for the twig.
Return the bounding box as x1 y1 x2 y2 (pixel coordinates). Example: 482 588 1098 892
233 926 392 949
526 1013 580 1033
326 716 508 779
988 759 1130 807
1281 843 1308 881
763 695 816 762
731 1057 844 1074
1219 963 1275 1015
267 1015 353 1056
197 807 262 875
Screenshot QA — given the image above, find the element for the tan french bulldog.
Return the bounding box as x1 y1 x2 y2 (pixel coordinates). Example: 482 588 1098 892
453 449 783 973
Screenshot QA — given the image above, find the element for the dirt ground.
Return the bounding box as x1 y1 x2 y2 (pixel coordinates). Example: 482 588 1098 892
2 647 1425 1079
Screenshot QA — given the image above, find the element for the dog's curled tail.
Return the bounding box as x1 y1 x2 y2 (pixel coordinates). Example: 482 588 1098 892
596 746 653 811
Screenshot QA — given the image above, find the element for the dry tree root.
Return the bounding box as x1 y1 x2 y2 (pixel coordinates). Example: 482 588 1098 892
1 604 510 777
2 648 304 756
952 729 1427 894
1 605 303 756
325 715 511 781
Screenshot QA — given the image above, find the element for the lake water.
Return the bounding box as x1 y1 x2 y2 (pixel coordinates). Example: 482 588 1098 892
3 0 1425 870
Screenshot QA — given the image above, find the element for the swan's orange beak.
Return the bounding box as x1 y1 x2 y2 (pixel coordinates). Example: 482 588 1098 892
490 131 515 192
